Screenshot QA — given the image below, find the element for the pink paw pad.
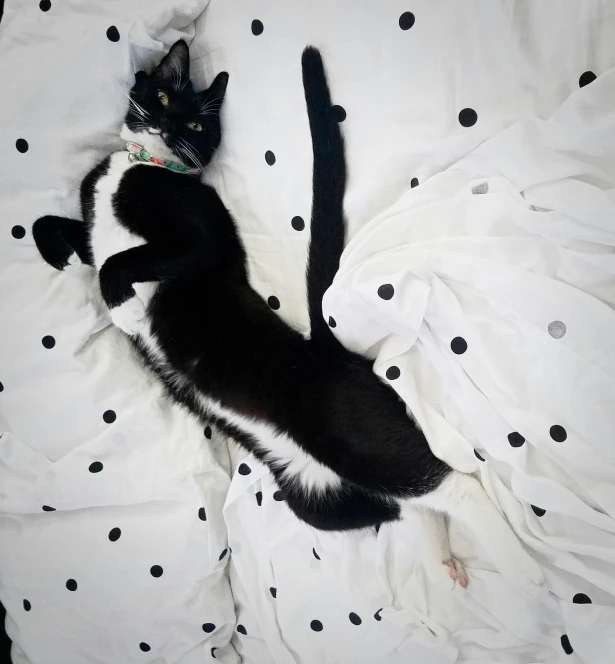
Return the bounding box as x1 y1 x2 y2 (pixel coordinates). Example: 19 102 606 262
443 560 468 588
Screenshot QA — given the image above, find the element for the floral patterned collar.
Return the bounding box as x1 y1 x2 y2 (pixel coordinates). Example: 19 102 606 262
125 142 200 177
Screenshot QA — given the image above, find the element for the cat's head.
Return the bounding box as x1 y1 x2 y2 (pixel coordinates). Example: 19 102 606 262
121 40 229 171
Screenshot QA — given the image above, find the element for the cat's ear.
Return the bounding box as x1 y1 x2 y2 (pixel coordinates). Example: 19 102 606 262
202 72 229 105
154 40 190 89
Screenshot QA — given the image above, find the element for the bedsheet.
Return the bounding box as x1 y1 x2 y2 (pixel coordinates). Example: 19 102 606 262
2 1 615 663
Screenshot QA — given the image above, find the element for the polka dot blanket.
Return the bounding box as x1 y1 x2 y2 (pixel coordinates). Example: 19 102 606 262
1 1 615 663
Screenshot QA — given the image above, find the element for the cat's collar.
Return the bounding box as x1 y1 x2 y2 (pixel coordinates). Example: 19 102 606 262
125 142 201 177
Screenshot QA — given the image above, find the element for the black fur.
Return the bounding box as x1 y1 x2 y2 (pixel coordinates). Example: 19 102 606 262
32 43 451 532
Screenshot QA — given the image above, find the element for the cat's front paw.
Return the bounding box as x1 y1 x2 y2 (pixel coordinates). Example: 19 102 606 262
110 296 147 336
64 252 83 274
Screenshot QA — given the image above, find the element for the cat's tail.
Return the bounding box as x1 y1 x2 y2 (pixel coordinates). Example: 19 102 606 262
301 46 347 344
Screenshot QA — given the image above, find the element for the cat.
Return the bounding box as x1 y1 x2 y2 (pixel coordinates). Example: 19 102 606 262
33 41 543 594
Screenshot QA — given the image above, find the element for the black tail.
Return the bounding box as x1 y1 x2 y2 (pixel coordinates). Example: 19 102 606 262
301 46 347 344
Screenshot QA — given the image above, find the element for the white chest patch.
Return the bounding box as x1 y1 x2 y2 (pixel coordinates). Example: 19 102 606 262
90 152 157 308
195 393 342 495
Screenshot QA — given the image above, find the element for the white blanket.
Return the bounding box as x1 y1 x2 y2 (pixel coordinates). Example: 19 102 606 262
322 66 615 663
2 1 615 663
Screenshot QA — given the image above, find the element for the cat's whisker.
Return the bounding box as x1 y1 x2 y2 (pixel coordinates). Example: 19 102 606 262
199 96 224 114
178 139 204 171
180 142 204 171
127 95 151 120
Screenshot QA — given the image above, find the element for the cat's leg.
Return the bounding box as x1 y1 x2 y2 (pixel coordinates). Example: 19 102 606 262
32 215 92 272
414 471 544 596
401 504 468 589
282 480 467 588
98 244 205 335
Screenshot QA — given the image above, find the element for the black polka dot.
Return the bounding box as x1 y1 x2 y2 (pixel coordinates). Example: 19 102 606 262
377 284 394 300
265 150 276 165
385 366 400 380
312 547 321 560
550 425 567 442
579 71 597 88
251 19 264 36
150 565 163 578
23 599 31 611
310 619 323 632
211 648 217 658
15 139 29 153
531 505 546 517
202 622 216 633
42 505 56 512
374 608 383 621
291 216 305 231
273 490 285 501
102 410 116 424
328 316 337 328
66 579 77 591
219 548 228 561
204 426 212 439
450 337 467 354
411 177 419 188
267 296 280 310
199 507 207 521
238 463 251 476
42 335 55 349
11 225 26 239
0 381 3 392
255 491 263 506
508 432 525 448
474 449 485 462
349 612 362 625
89 461 103 473
331 105 346 122
108 527 121 542
237 624 247 635
269 587 277 598
106 26 120 42
139 642 150 653
458 108 478 127
573 592 592 604
39 0 51 11
399 12 415 30
561 634 573 655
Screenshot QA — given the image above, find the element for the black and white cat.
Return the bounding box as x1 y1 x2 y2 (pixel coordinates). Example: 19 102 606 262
33 41 543 593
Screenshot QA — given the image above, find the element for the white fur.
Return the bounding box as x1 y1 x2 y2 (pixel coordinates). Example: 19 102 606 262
404 506 467 589
110 295 147 336
64 252 82 274
90 152 146 271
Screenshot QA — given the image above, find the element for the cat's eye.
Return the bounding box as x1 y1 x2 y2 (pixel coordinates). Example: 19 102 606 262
157 90 169 107
187 121 203 132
